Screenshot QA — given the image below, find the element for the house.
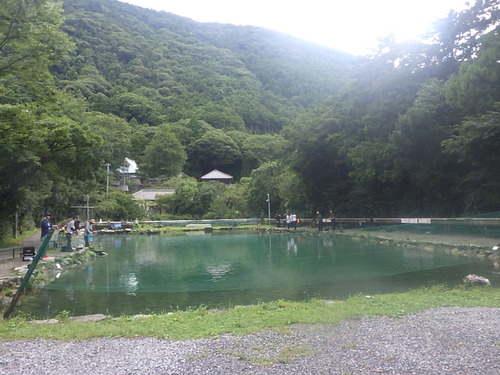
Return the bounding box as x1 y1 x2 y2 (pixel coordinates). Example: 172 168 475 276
200 169 233 185
132 189 175 216
116 157 139 192
132 189 175 201
119 157 138 175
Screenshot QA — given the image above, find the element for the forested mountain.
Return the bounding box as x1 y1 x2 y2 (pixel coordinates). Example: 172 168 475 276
56 0 352 130
0 0 498 243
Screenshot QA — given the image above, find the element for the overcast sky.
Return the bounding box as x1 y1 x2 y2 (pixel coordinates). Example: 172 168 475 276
118 0 471 55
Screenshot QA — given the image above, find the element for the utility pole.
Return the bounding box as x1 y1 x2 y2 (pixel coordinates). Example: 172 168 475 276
105 163 110 198
266 193 271 226
14 208 18 238
71 195 94 221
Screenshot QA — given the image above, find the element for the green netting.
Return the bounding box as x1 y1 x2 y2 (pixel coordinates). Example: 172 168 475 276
464 211 500 219
357 212 500 239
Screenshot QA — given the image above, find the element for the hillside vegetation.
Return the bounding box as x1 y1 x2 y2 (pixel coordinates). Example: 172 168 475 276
0 0 498 244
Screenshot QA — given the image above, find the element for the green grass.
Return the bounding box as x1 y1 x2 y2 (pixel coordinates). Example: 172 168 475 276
0 229 39 248
1 285 498 341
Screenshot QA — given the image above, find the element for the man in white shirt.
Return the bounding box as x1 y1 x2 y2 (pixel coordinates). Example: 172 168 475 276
65 216 78 251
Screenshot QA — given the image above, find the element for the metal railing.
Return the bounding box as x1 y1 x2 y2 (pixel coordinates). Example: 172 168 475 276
0 246 21 260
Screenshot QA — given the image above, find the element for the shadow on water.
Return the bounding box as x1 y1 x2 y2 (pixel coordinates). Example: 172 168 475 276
16 232 499 318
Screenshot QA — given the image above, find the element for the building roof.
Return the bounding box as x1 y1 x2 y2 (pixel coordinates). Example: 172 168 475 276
132 189 175 201
200 169 233 180
118 157 138 174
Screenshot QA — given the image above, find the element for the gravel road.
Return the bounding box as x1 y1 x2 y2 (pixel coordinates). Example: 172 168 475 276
1 307 499 375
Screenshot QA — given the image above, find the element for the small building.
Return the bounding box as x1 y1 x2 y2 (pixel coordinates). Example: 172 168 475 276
119 157 138 175
132 189 175 216
132 189 174 201
117 157 140 192
200 169 233 185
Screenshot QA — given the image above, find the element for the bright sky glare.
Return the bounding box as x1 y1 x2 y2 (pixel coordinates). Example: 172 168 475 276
118 0 471 56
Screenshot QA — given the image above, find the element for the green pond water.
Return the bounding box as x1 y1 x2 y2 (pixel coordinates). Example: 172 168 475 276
17 232 499 318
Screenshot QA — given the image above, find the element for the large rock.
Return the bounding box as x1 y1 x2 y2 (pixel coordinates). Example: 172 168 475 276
463 274 491 286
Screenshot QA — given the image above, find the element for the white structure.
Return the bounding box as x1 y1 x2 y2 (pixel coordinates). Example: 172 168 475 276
117 158 139 191
200 169 233 185
118 157 138 174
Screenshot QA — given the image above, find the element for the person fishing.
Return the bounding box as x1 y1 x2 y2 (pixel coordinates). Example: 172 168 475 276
84 219 96 247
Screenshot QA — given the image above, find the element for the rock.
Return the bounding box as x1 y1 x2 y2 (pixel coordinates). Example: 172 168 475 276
69 314 108 322
31 319 60 324
463 274 491 286
489 253 500 261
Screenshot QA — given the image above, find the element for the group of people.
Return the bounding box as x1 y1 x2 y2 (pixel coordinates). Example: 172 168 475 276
275 213 298 230
274 211 336 232
315 210 336 231
40 212 96 250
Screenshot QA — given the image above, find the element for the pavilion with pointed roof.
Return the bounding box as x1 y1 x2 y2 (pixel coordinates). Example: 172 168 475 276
200 169 233 185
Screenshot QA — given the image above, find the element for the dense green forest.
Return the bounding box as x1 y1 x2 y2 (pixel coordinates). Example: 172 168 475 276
0 0 499 243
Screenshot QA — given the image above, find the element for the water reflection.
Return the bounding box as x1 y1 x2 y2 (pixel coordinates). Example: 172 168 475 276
285 237 295 255
119 273 138 295
17 232 498 318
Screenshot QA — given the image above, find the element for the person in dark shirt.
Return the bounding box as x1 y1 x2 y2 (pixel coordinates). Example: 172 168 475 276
315 211 323 231
41 212 53 240
329 210 336 231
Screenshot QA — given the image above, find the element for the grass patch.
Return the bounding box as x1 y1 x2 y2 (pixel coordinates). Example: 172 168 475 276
0 286 498 341
0 229 39 248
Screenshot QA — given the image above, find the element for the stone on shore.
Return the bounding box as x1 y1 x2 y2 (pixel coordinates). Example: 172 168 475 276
463 274 491 286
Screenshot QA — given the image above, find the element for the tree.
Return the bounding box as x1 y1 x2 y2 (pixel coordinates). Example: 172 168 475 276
445 32 500 116
228 131 287 176
205 183 248 219
110 92 165 125
171 178 198 215
244 162 281 216
186 129 242 177
0 93 105 241
276 167 308 214
95 191 144 221
0 0 86 243
141 124 187 178
191 181 224 217
442 105 500 212
427 0 499 66
0 0 73 82
82 112 133 167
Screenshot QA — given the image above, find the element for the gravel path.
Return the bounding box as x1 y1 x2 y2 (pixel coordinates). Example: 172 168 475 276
1 307 499 374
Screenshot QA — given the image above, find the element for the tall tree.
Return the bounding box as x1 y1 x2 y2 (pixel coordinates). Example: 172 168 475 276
445 32 500 117
0 0 72 82
442 104 500 212
0 0 101 242
141 124 187 178
186 129 242 177
244 162 282 216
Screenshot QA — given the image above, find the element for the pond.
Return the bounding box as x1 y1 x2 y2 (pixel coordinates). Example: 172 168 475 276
16 232 499 318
